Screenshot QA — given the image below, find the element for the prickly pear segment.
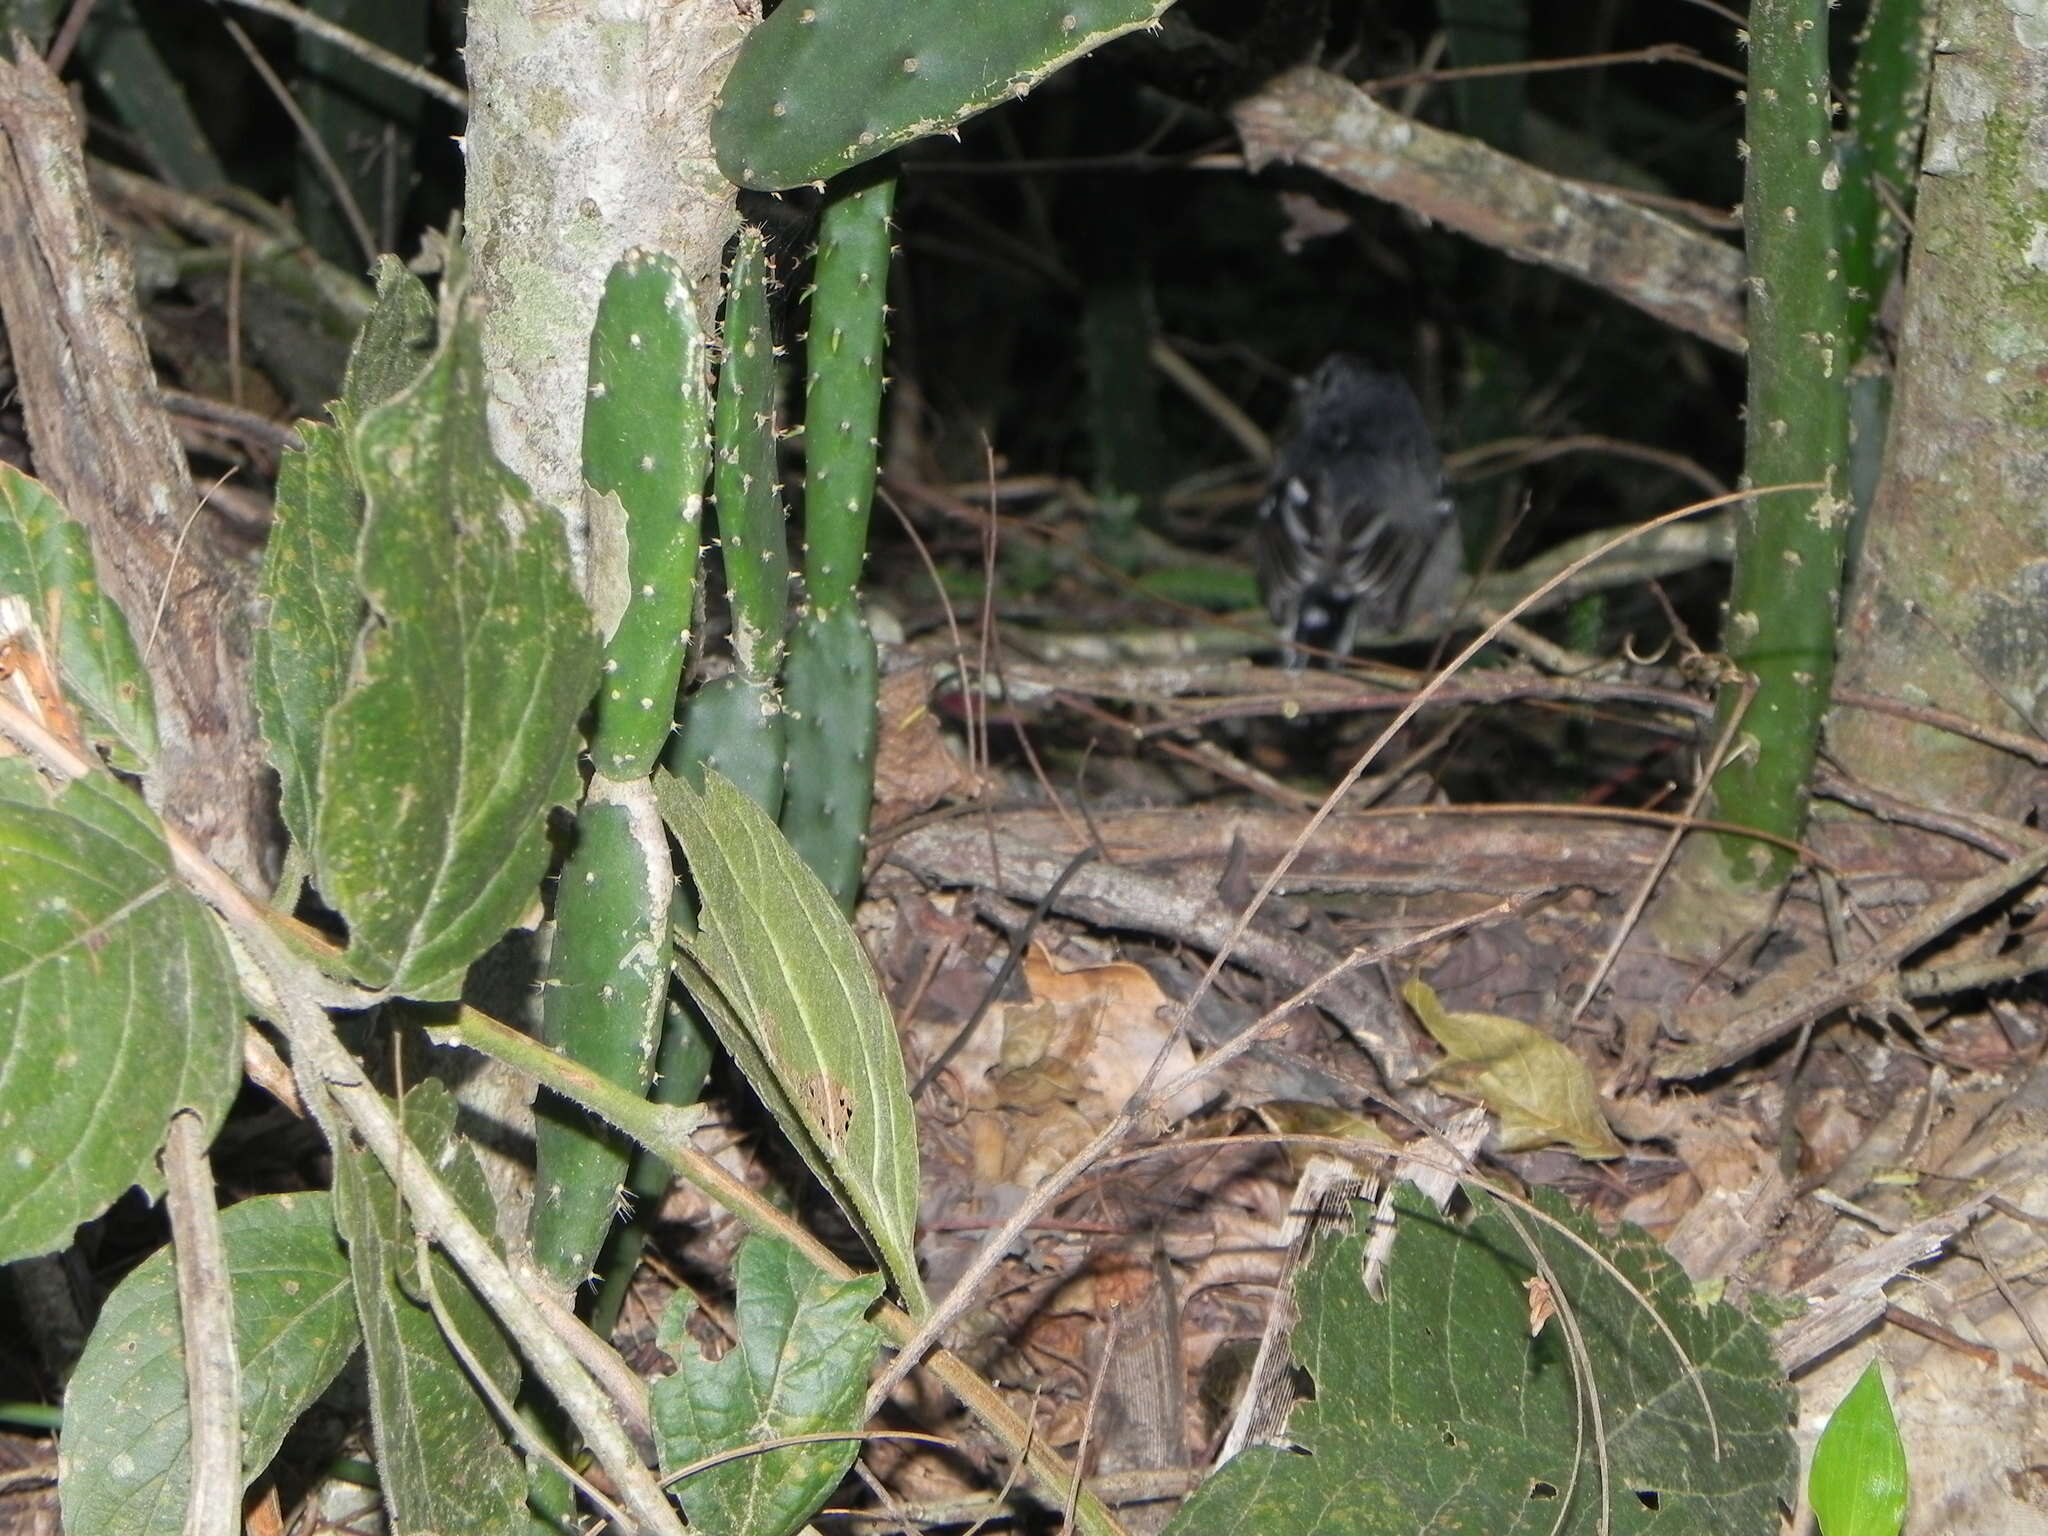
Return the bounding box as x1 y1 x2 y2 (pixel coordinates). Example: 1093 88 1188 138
712 0 1178 190
582 248 709 780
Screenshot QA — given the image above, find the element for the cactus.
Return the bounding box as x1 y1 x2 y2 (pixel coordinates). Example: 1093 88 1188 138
668 226 790 815
587 987 715 1339
1681 0 1849 900
530 777 673 1294
709 226 789 685
796 175 892 614
712 0 1178 191
779 174 894 910
582 249 711 781
781 607 879 910
671 671 787 818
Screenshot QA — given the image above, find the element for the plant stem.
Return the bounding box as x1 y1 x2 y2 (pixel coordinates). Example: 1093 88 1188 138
1705 0 1852 887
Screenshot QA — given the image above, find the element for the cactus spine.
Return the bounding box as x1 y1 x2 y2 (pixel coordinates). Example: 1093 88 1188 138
781 174 894 911
581 249 711 781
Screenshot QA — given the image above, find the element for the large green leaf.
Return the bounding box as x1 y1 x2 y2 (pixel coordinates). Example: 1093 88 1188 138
657 770 926 1315
59 1192 359 1536
652 1234 882 1536
254 421 362 853
255 258 439 854
331 1080 527 1534
1166 1187 1796 1535
0 761 238 1263
0 463 157 770
312 270 600 999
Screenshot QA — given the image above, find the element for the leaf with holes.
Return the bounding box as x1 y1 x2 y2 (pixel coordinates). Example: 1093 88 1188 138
1165 1185 1795 1535
256 258 437 852
312 260 599 999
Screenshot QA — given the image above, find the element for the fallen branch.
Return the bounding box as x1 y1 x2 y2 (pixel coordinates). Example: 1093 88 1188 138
1232 67 1744 352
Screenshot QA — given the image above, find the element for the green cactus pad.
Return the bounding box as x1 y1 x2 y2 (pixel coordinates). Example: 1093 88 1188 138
711 227 790 684
779 605 879 912
712 0 1178 190
531 783 672 1293
669 672 787 821
582 249 711 781
802 174 894 614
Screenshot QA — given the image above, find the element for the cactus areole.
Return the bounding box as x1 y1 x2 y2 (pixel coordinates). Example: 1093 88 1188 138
712 0 1178 190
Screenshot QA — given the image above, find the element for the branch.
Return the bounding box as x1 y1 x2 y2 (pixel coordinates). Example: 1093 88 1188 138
163 1110 241 1536
1231 66 1745 353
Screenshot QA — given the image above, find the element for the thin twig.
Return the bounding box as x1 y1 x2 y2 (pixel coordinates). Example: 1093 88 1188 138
1177 488 1777 1056
1062 1307 1124 1536
1368 41 1746 93
866 896 1528 1418
423 1005 1128 1536
218 16 377 267
214 0 468 111
163 1109 241 1536
1658 834 2048 1077
45 0 100 76
912 846 1100 1100
1148 339 1269 464
412 1231 631 1529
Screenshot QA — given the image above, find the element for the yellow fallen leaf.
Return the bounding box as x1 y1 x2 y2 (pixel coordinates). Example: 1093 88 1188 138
1401 980 1625 1160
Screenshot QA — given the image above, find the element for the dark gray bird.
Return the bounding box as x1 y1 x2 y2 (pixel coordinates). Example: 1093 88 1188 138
1256 356 1462 666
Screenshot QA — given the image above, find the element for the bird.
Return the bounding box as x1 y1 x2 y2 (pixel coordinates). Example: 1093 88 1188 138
1256 355 1462 666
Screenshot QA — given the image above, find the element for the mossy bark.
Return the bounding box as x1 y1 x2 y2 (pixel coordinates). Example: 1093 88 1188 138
1828 0 2048 822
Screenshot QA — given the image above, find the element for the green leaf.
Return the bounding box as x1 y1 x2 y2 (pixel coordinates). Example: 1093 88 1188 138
331 1080 527 1534
1810 1361 1907 1536
59 1192 359 1536
336 256 439 436
0 463 157 769
656 770 926 1314
1403 979 1625 1159
254 421 362 853
1166 1186 1796 1535
256 256 443 855
652 1234 882 1536
0 761 239 1263
312 270 600 999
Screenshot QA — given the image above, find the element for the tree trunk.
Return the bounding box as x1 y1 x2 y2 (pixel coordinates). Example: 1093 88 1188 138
463 0 745 573
457 0 746 1235
1828 0 2048 821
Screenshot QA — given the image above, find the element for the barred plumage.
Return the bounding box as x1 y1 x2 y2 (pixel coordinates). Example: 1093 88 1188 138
1256 355 1461 666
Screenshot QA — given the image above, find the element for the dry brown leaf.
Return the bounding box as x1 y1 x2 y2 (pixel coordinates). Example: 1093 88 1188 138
1401 979 1625 1159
